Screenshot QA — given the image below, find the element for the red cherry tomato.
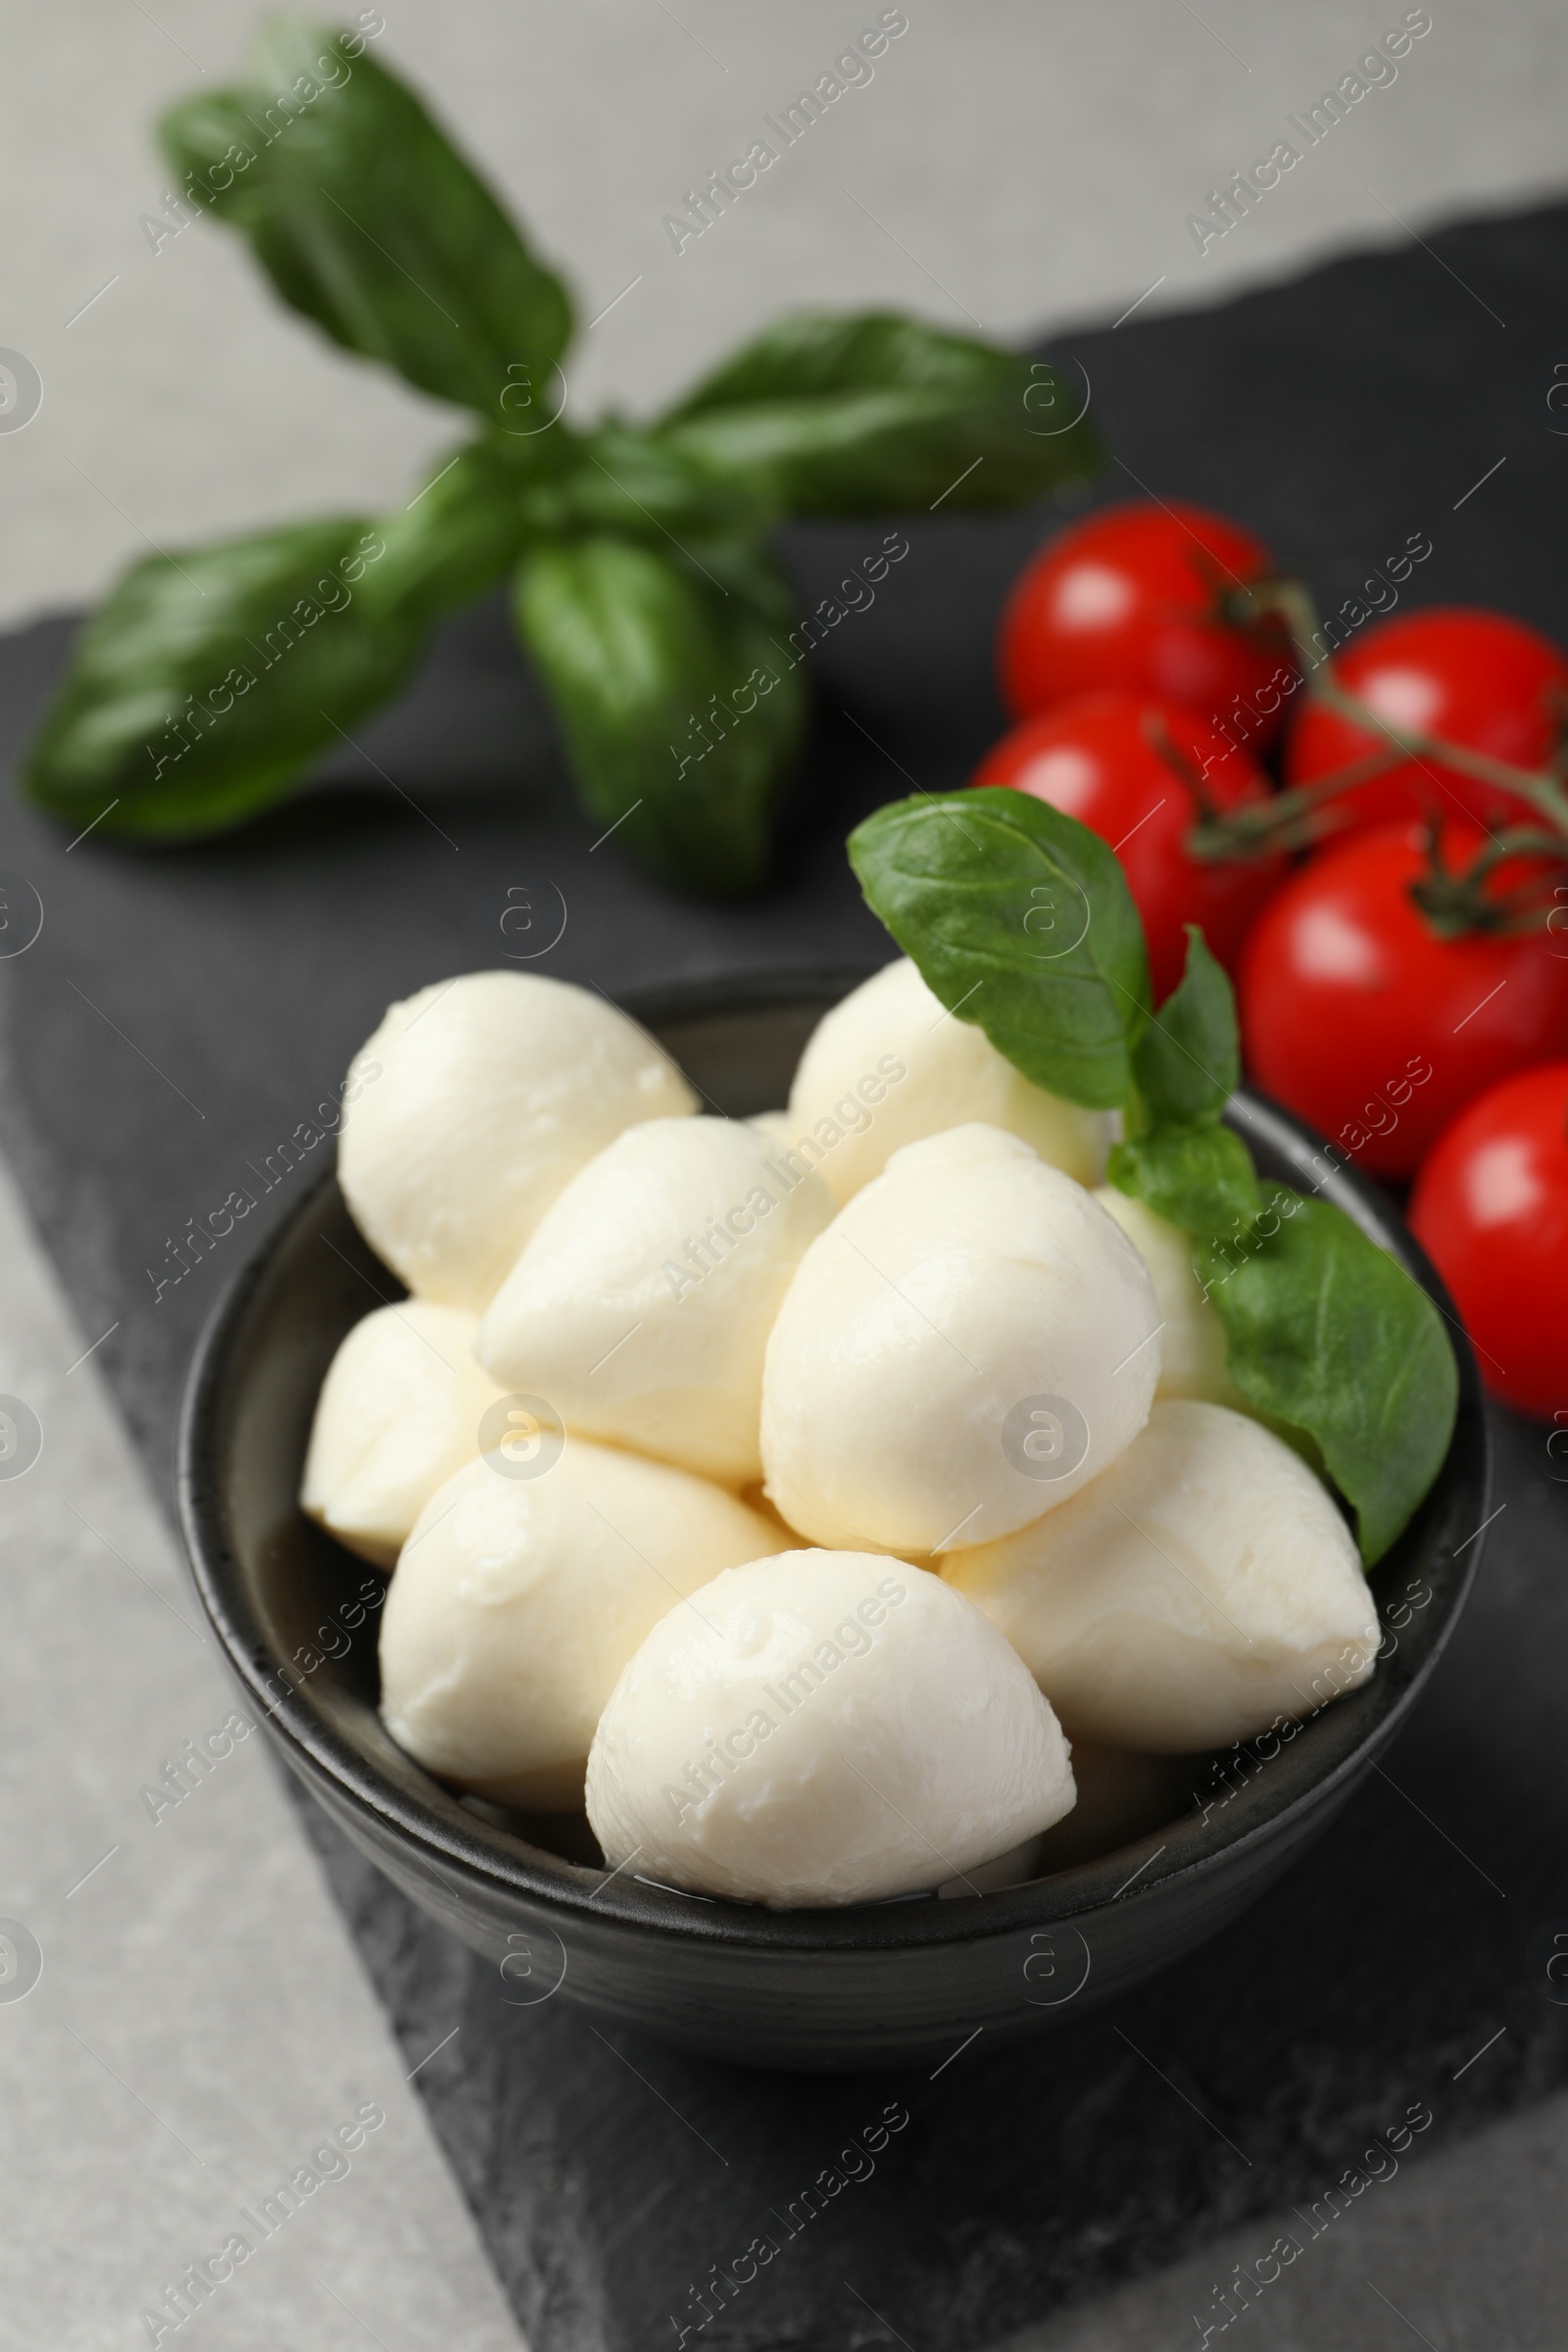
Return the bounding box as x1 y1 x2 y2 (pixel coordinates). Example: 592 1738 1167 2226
971 691 1284 1000
1410 1062 1568 1420
1239 821 1568 1179
1285 607 1568 836
999 501 1293 749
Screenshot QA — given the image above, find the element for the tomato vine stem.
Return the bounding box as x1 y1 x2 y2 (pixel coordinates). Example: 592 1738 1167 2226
1184 578 1568 936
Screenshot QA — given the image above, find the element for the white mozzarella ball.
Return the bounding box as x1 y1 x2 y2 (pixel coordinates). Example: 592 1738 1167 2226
1095 1189 1242 1407
479 1118 833 1487
301 1302 504 1569
378 1442 781 1810
785 956 1106 1204
337 971 696 1311
760 1124 1161 1555
585 1549 1075 1907
943 1398 1379 1752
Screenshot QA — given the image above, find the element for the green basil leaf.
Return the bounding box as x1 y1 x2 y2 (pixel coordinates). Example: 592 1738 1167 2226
669 311 1017 413
23 517 425 838
1131 928 1241 1129
365 439 538 626
515 422 778 546
848 786 1150 1108
1107 1122 1261 1241
661 311 1102 515
1202 1192 1458 1566
160 19 572 417
513 534 808 898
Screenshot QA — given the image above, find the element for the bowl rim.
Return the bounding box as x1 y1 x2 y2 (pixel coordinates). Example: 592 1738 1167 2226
176 966 1492 1955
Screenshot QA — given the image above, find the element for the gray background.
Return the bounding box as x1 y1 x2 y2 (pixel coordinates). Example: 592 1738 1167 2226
4 7 1568 2350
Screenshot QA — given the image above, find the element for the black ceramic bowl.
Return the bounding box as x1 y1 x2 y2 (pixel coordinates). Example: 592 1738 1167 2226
178 971 1489 2072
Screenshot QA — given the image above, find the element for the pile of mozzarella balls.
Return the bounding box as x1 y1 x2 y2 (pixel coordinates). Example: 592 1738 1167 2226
302 964 1380 1909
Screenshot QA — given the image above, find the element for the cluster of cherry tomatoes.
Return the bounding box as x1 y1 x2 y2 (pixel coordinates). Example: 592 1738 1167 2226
978 500 1568 1422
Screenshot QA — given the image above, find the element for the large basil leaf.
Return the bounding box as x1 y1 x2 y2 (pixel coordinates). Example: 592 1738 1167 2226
1203 1193 1458 1565
660 312 1102 515
160 18 572 417
24 439 532 840
848 787 1150 1107
513 534 808 897
671 313 1027 412
23 517 426 837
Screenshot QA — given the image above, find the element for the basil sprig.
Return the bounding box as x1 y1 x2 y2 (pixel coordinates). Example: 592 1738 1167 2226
850 790 1458 1565
23 19 1102 893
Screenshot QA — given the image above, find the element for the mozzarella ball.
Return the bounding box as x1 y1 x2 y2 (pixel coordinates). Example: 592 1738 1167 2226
585 1550 1075 1907
760 1125 1161 1554
1095 1189 1242 1407
337 971 696 1311
785 956 1106 1204
479 1118 833 1486
944 1399 1379 1752
301 1302 504 1569
378 1442 781 1810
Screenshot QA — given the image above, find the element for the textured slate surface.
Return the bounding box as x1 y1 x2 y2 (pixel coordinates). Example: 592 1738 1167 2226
1 200 1566 2350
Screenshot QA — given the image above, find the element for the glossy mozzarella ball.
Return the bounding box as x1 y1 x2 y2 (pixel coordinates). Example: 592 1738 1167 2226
785 956 1106 1204
944 1399 1378 1752
300 1302 504 1569
337 971 696 1311
1095 1189 1242 1407
478 1118 833 1487
585 1549 1075 1907
379 1443 782 1811
760 1125 1161 1555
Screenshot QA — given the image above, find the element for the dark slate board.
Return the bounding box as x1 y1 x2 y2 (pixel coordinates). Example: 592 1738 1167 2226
2 200 1567 2352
